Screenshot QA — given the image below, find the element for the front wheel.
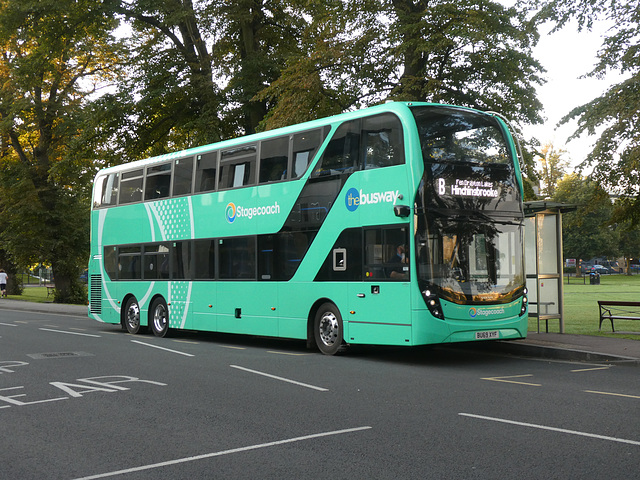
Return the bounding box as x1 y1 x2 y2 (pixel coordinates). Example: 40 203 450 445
314 303 344 355
150 297 170 338
124 297 144 334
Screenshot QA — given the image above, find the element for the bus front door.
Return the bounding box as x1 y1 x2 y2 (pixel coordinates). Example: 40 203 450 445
347 282 412 346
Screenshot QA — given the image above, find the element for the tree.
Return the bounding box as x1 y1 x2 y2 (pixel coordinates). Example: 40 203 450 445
538 0 640 225
552 174 616 264
259 0 546 130
535 143 568 198
0 0 123 302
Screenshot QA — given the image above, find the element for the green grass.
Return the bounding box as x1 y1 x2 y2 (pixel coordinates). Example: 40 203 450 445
7 286 53 303
529 274 640 340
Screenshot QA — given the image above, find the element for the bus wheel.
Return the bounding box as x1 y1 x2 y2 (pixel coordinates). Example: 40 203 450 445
150 297 170 338
124 297 142 334
314 303 343 355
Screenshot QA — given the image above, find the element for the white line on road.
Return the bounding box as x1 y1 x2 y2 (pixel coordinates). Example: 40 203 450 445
459 413 640 446
130 340 194 357
230 364 328 391
39 328 101 338
0 322 17 327
72 426 372 480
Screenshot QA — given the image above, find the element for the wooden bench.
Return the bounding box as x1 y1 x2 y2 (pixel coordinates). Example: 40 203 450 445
598 301 640 332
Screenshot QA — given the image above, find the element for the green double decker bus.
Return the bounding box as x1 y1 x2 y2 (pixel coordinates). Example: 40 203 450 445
88 102 528 354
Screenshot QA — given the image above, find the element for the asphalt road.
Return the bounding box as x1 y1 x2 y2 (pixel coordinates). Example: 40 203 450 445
1 309 639 479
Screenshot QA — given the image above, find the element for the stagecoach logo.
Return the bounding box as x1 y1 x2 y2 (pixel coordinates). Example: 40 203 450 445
469 307 505 318
225 201 281 224
345 187 402 212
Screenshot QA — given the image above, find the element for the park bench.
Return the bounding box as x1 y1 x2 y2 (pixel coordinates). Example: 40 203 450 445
598 301 640 332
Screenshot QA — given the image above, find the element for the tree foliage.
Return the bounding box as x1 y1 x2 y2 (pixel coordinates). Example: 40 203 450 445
552 174 616 262
0 0 124 302
537 0 640 225
535 143 568 198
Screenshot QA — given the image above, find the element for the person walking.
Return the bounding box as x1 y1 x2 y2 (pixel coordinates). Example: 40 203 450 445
0 269 8 298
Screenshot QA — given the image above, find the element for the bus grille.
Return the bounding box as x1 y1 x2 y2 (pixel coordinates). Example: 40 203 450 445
90 275 102 314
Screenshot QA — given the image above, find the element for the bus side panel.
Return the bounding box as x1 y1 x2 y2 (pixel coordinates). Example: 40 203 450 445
191 281 217 332
167 281 193 330
277 281 348 340
216 282 279 336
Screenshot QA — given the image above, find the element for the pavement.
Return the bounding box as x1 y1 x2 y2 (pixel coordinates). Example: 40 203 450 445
0 298 638 366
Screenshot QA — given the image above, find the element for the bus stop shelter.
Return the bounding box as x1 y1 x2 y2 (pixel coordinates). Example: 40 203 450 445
524 201 576 333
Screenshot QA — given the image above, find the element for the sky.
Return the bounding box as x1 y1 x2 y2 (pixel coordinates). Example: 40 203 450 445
523 18 626 167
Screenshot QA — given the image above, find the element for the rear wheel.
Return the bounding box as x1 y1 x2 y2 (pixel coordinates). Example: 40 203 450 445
150 297 170 338
124 297 143 334
314 303 344 355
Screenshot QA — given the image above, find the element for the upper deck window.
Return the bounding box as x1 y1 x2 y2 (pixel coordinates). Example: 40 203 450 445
412 107 509 166
311 113 404 178
119 169 144 204
144 163 172 201
219 145 257 189
93 173 119 208
173 157 194 196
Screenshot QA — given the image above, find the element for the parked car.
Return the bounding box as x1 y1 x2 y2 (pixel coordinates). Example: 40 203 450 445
590 265 610 274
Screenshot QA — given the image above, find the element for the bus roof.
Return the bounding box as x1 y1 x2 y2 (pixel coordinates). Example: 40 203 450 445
95 102 494 177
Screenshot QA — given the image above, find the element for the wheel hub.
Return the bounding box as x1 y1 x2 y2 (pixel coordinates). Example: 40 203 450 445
318 312 339 346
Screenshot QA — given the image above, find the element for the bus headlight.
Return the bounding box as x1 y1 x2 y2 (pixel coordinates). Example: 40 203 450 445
422 289 444 320
520 294 528 316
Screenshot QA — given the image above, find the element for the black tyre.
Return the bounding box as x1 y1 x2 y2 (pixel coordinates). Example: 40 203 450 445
314 303 344 355
150 297 170 338
124 296 143 334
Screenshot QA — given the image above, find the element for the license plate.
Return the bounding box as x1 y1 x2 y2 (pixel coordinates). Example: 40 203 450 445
476 330 499 340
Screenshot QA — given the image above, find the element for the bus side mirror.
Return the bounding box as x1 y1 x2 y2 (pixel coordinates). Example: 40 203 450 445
394 205 411 217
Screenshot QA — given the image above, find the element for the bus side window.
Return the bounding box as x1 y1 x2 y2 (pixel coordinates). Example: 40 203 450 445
171 241 192 280
145 163 172 201
118 246 141 280
363 114 404 169
195 151 218 193
143 243 170 279
292 128 325 179
193 239 216 279
312 120 361 177
119 169 144 204
103 246 118 280
93 173 119 208
173 157 194 196
219 237 256 280
259 136 289 183
219 145 257 189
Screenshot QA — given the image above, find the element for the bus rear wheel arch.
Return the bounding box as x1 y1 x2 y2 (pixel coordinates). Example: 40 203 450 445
313 302 344 355
149 296 170 338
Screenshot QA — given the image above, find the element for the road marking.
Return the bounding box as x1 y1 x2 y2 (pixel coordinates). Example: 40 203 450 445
221 345 245 350
39 328 101 338
0 322 17 327
459 413 640 446
172 339 199 345
130 340 194 357
481 374 541 386
72 426 372 480
230 365 328 391
267 351 310 356
585 390 640 399
571 366 612 372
